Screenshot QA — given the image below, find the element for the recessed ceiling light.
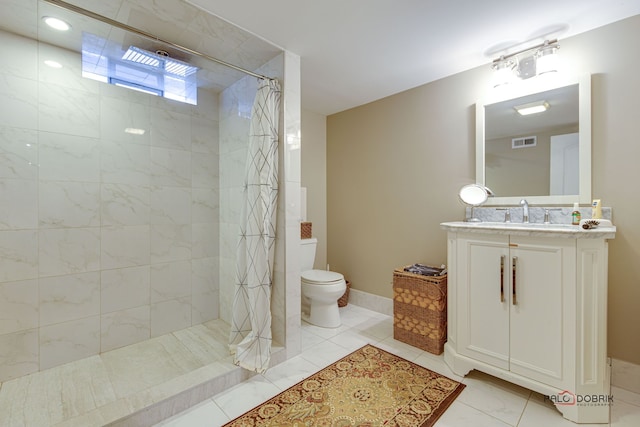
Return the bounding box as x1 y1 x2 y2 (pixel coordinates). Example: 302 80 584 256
44 60 62 69
43 16 71 31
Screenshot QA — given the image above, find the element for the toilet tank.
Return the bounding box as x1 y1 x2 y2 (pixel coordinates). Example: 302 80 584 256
300 237 317 271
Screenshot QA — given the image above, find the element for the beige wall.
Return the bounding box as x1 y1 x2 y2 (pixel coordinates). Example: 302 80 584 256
301 109 327 269
486 125 578 196
326 15 640 365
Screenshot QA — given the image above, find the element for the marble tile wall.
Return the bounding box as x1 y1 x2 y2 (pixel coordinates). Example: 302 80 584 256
218 75 253 326
281 51 302 358
0 30 220 382
466 206 613 224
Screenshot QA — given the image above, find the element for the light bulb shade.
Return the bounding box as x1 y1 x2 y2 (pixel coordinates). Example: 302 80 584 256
536 45 559 75
492 58 516 87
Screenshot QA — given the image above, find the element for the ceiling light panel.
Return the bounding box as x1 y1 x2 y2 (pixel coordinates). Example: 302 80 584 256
514 100 550 116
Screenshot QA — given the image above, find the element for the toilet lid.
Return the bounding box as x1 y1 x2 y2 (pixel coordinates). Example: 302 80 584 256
301 269 344 285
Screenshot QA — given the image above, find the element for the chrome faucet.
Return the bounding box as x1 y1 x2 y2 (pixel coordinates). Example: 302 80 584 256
520 199 529 223
544 208 562 224
496 208 511 223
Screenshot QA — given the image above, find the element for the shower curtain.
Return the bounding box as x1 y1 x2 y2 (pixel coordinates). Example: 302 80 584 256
229 78 281 373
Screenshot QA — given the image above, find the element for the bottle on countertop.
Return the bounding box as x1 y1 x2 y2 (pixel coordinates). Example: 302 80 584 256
592 199 602 219
572 202 581 225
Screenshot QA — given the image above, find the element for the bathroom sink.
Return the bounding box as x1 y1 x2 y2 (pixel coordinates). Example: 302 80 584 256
473 222 577 229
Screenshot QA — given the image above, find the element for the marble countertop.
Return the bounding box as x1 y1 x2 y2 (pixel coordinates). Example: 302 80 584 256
441 221 617 239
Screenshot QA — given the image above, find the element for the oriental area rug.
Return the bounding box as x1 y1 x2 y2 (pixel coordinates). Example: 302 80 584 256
223 344 465 426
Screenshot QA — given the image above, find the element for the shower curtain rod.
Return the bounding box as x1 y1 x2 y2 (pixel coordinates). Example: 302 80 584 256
42 0 275 81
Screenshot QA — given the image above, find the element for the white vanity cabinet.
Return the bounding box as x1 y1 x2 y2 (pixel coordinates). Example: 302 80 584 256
456 233 574 389
442 222 615 424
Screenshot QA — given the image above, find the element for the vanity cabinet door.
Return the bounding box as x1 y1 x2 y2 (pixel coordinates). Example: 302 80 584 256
456 233 575 389
457 234 510 369
508 236 575 389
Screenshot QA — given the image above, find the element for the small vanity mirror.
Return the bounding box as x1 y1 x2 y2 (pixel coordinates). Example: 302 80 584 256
459 184 491 222
476 74 591 205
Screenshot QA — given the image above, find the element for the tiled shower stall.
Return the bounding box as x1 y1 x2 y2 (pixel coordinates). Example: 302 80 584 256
0 0 301 389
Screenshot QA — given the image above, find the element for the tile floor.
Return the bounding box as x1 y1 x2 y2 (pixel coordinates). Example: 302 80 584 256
157 304 640 427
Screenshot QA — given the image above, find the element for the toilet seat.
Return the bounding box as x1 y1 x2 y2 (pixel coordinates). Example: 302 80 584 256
301 269 344 285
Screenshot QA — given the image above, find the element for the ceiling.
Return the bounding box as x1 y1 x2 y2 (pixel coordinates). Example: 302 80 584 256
0 0 282 93
188 0 640 115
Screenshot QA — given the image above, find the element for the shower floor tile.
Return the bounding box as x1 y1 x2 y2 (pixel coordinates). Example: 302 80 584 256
0 355 116 426
0 319 234 427
100 333 205 398
173 320 232 365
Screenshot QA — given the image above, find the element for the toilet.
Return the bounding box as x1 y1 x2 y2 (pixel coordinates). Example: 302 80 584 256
300 238 347 328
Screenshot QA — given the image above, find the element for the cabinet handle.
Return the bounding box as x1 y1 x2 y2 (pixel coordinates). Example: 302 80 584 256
512 256 518 305
500 255 505 302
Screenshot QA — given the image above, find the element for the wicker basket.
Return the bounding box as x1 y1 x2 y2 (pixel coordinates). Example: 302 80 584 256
301 222 312 239
338 280 351 307
393 266 447 354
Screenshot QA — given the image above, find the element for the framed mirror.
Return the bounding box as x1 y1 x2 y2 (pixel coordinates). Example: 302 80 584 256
476 74 591 205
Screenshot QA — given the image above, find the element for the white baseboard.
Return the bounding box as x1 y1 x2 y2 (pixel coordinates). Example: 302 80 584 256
348 289 393 316
611 358 640 394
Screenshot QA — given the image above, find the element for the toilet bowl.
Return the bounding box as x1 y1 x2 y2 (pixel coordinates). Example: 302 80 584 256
300 238 347 328
301 270 346 328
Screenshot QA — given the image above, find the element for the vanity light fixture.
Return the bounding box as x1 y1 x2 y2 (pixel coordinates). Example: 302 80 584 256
536 41 560 75
492 57 517 87
42 16 71 31
491 39 560 84
514 100 550 116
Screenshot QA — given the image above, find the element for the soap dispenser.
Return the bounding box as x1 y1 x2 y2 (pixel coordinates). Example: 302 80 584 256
572 203 581 225
592 199 603 219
